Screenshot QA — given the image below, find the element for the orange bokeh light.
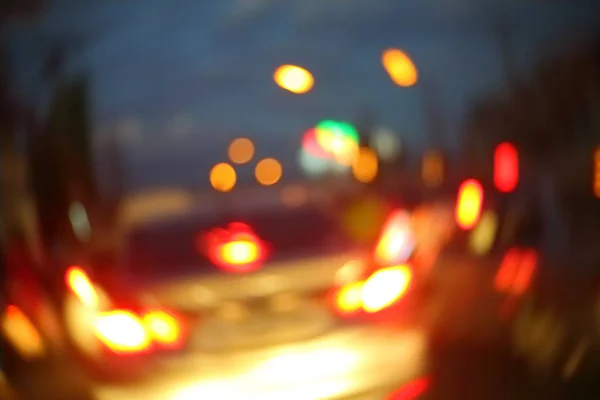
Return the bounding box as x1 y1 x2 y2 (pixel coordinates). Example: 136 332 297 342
382 49 418 87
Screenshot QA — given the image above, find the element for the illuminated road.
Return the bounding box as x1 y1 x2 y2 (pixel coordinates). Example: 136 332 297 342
1 253 598 399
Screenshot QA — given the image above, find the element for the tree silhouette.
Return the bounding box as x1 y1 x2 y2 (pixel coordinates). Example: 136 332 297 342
463 36 600 172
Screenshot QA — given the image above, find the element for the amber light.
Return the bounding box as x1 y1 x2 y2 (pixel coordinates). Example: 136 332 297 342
455 179 483 230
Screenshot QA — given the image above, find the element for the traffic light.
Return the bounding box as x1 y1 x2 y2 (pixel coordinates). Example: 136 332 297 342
455 179 484 230
594 147 600 198
494 142 518 193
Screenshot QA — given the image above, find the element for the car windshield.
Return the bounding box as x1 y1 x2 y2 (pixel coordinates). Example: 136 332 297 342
3 0 600 398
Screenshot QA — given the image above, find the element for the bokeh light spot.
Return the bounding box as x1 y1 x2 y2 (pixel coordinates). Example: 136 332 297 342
352 148 379 183
228 137 255 164
370 127 401 161
274 65 314 94
382 49 418 87
210 162 237 192
280 185 309 208
255 158 283 186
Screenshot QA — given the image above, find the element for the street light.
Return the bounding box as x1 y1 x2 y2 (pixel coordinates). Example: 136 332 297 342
382 49 418 87
273 64 314 94
210 162 236 192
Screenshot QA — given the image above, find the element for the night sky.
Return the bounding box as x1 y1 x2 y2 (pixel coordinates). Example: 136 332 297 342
3 0 600 191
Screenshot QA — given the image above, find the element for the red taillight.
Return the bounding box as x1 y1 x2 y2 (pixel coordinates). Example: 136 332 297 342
93 309 186 354
143 310 186 349
65 267 186 355
66 266 100 309
93 310 152 354
202 222 266 272
455 179 483 230
494 248 538 296
387 377 431 400
333 265 412 315
374 210 415 266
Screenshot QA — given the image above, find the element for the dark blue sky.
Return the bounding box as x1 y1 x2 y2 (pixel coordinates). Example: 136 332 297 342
3 0 600 191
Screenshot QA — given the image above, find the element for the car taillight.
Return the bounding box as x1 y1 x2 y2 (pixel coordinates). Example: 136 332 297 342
333 264 413 315
361 265 412 313
66 266 100 309
217 239 261 266
202 222 267 273
94 310 152 354
143 310 185 348
334 281 364 314
65 266 186 355
374 210 415 266
387 377 431 400
494 248 538 296
94 309 186 354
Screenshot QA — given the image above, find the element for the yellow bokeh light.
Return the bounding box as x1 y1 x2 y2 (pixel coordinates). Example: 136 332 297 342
382 49 418 87
255 158 283 186
469 211 498 256
352 147 378 183
273 65 314 94
228 137 255 164
210 162 237 192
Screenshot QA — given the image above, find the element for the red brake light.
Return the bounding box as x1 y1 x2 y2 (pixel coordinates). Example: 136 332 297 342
361 265 412 313
374 210 415 266
143 310 186 349
455 179 483 230
387 377 431 400
64 268 186 355
93 309 186 355
94 310 152 354
494 248 537 295
333 265 412 315
203 222 266 272
66 266 100 309
218 239 260 266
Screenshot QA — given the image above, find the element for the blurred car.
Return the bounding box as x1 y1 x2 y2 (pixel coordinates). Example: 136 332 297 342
1 186 431 400
502 197 600 385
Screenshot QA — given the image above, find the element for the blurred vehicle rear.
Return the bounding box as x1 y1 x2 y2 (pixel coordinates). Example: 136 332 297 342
3 186 432 399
